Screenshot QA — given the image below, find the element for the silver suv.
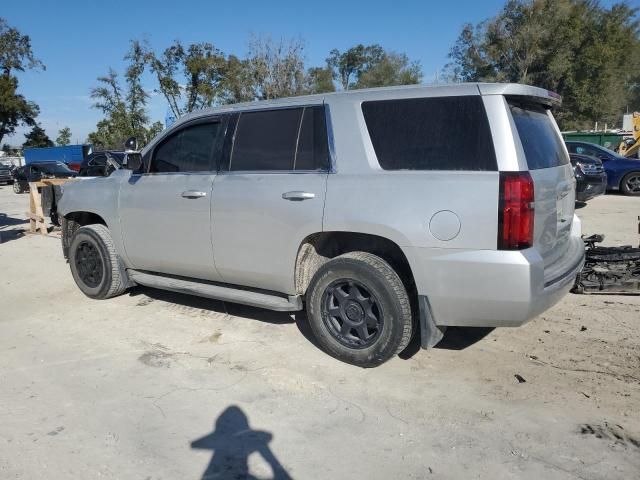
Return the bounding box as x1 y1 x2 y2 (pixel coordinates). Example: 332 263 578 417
59 83 584 367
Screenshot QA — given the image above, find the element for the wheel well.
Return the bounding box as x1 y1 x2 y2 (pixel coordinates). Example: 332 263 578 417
294 232 416 298
61 212 107 259
64 211 107 228
620 170 640 189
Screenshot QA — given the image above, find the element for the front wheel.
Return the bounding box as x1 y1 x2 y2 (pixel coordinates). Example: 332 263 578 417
621 172 640 196
13 182 23 194
68 224 128 299
306 252 413 367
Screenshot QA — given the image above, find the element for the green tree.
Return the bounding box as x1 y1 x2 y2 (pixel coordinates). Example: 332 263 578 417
445 0 640 129
327 44 422 90
327 44 384 90
145 40 228 117
0 18 43 145
23 124 53 148
304 66 335 94
56 126 72 146
88 42 163 149
355 52 422 89
220 54 255 104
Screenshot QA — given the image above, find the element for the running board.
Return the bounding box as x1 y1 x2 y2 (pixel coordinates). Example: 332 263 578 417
127 270 303 312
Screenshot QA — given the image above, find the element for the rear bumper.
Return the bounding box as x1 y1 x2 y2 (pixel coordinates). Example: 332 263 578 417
405 220 585 328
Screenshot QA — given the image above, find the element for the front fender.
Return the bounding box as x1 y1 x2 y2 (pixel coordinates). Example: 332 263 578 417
58 171 129 264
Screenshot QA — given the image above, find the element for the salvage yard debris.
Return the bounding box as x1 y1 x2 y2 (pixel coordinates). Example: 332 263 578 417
573 232 640 295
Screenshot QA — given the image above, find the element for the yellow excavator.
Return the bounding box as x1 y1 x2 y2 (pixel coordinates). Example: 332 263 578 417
618 111 640 158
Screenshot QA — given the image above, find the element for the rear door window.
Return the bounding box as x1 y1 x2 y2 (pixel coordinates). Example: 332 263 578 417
229 106 330 172
509 102 568 170
295 106 329 171
230 109 302 171
361 96 497 171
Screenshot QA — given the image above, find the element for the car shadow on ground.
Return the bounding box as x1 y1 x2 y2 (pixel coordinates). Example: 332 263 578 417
191 405 292 480
0 214 27 245
398 326 495 359
130 287 322 350
0 214 27 227
130 286 493 360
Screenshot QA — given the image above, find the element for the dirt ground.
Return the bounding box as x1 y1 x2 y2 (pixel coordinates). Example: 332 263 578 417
0 185 639 480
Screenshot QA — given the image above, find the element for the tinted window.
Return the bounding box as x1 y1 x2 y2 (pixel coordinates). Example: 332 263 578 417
38 162 74 174
89 154 106 166
295 106 329 171
509 103 568 170
151 122 220 173
231 109 302 171
567 143 615 160
362 96 497 171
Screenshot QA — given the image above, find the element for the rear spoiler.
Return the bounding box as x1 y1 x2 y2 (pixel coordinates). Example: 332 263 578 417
477 83 562 108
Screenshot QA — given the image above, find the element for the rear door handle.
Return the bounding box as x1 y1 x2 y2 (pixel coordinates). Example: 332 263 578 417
181 190 207 199
282 191 315 201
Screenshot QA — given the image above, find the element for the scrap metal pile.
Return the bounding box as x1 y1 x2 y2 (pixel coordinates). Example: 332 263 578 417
573 229 640 295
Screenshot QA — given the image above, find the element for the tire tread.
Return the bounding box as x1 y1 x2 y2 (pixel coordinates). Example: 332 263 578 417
75 224 127 299
338 252 413 354
306 251 413 367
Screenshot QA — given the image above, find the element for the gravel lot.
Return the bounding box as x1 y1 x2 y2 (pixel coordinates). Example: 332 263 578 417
1 185 639 480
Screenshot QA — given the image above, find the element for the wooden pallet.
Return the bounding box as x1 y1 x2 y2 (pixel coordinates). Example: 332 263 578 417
25 178 77 236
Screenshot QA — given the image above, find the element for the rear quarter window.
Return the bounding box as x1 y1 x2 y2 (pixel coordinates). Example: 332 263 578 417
509 102 568 170
361 96 497 171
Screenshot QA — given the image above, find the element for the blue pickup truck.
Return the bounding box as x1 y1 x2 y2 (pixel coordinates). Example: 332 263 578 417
24 145 92 172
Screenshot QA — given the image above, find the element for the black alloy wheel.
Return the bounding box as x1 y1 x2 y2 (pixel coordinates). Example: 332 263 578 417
74 240 104 288
322 280 384 349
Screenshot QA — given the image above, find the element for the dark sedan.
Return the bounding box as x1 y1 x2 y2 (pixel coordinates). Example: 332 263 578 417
12 161 77 194
566 141 640 196
0 164 14 184
78 151 125 177
569 153 607 202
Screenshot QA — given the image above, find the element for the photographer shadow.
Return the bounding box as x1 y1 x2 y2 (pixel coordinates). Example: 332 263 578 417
191 406 292 480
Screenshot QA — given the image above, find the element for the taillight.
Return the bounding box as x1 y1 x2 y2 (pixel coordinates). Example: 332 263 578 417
498 172 534 250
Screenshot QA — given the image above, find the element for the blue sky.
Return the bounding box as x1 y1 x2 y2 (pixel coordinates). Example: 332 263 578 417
3 0 626 145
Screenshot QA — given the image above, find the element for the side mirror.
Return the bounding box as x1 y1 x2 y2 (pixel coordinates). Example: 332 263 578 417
126 153 143 172
124 136 138 152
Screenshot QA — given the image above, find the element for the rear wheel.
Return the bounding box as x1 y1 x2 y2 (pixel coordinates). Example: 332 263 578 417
68 224 127 299
620 172 640 196
306 252 412 367
12 182 22 194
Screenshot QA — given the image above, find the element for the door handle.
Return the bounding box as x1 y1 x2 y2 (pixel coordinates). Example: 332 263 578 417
282 191 315 201
181 190 207 199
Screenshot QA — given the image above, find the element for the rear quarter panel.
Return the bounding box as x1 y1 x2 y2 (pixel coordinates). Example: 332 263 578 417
322 94 499 250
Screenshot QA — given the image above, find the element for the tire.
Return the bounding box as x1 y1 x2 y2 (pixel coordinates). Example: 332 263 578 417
306 251 413 367
620 171 640 196
12 182 22 194
68 224 127 299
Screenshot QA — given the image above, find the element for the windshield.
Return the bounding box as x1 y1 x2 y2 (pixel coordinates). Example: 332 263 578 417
592 144 627 159
36 162 74 174
567 142 626 160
